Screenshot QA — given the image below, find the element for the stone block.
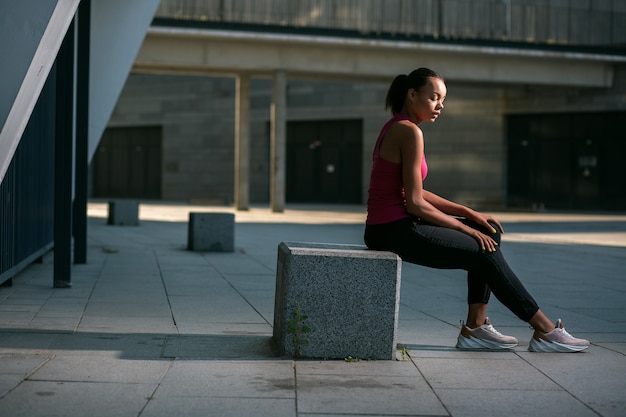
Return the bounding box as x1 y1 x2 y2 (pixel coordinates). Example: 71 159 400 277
273 242 401 360
107 201 139 226
187 212 234 252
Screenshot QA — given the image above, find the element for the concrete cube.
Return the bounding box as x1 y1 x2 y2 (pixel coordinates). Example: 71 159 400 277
107 200 139 226
273 241 401 360
187 212 234 252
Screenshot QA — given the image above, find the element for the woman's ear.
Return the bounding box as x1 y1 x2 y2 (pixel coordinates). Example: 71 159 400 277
407 88 416 103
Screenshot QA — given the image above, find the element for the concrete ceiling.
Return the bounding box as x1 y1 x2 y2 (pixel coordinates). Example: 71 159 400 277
134 26 625 87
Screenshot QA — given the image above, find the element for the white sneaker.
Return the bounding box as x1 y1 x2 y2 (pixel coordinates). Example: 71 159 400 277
529 319 590 353
456 318 519 350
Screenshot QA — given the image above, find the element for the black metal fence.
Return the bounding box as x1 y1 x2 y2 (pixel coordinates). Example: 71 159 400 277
0 67 56 286
155 0 626 48
1 1 89 287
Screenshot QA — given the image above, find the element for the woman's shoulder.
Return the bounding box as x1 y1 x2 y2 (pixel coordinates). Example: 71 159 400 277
387 119 422 141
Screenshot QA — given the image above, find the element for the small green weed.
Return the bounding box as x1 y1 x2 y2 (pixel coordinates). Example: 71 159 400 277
397 344 410 360
287 303 311 357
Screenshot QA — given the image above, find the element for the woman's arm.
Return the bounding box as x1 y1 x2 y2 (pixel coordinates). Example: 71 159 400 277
423 189 504 234
398 123 500 251
422 189 471 217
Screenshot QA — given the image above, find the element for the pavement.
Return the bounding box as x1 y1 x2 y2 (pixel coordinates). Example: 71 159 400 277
1 201 625 417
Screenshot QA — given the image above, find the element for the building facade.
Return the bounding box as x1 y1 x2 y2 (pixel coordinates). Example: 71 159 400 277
94 0 626 211
100 65 626 210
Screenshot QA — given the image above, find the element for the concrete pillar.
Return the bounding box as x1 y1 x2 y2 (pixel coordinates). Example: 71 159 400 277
235 74 250 210
270 70 287 213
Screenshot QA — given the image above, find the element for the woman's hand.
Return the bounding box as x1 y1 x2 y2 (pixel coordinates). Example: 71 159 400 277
464 211 504 252
465 227 499 252
468 210 504 235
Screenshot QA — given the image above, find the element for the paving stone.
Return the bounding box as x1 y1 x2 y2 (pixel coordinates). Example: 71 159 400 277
1 205 625 417
31 355 170 383
296 373 445 415
162 334 276 359
155 361 295 398
413 356 559 390
50 333 166 358
0 380 155 417
141 397 296 417
435 389 597 417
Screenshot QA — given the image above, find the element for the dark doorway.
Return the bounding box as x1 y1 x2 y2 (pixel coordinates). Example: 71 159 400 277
507 112 626 210
286 120 362 204
92 126 162 199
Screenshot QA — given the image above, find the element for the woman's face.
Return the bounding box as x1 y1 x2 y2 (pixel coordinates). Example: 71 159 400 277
406 77 446 123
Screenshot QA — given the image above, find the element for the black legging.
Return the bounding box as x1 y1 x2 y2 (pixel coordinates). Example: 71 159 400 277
364 217 539 322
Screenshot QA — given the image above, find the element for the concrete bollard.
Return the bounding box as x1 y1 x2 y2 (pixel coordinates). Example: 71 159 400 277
187 212 235 252
107 200 139 226
273 241 402 360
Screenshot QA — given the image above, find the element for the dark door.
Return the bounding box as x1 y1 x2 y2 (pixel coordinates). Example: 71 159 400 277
507 112 625 210
286 120 362 204
92 126 162 199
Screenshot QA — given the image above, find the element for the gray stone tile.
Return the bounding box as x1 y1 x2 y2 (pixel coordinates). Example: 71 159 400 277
0 304 40 313
296 373 445 416
295 359 420 377
26 317 80 331
435 388 597 417
162 335 277 359
76 316 177 334
202 253 274 274
0 312 36 327
299 415 423 417
597 342 626 354
82 301 172 318
518 347 626 417
173 322 272 336
413 356 560 390
3 206 626 417
141 396 296 417
0 374 24 397
0 332 62 354
0 353 51 374
0 380 155 417
31 355 170 383
223 274 276 291
168 294 264 323
397 317 461 349
406 344 546 358
155 360 295 398
50 332 166 358
34 302 86 318
581 332 626 343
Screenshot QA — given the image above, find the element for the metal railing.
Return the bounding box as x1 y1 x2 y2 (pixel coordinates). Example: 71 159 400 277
155 0 626 48
0 71 55 285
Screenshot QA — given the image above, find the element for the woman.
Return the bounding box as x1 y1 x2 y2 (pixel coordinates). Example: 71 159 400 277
364 68 589 352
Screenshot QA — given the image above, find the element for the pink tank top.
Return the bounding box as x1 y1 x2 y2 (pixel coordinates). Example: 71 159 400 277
366 114 427 225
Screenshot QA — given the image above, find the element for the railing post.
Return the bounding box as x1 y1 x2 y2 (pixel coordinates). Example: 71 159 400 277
54 16 75 288
73 0 90 265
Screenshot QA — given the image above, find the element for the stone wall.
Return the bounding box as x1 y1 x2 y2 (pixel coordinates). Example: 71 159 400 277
105 67 625 208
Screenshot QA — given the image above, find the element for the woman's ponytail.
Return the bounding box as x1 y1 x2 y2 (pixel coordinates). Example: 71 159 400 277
385 68 444 115
385 74 409 115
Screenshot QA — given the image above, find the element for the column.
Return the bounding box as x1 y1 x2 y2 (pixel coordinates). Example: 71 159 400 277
54 17 75 288
73 0 90 264
235 74 250 210
270 70 286 213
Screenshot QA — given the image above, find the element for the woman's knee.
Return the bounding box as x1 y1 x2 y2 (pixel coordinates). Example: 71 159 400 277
488 221 502 244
